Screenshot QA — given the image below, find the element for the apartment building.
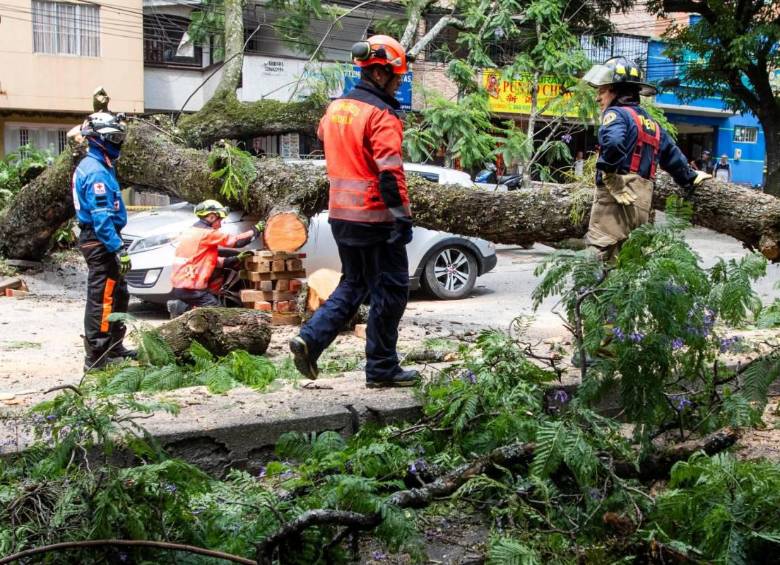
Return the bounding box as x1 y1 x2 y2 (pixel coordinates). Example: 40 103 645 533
0 0 144 156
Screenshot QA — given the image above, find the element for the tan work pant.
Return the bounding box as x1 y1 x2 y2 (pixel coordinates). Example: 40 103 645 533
586 174 654 258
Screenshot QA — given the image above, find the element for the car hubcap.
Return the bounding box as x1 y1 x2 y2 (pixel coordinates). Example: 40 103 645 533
433 248 470 292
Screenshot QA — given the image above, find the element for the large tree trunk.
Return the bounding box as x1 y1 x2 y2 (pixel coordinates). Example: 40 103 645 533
1 121 779 262
158 307 271 358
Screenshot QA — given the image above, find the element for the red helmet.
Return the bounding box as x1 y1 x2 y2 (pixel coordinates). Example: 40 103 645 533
351 35 408 75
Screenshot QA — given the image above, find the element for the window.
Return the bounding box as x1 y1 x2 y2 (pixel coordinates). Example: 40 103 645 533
32 1 100 56
143 14 202 67
3 123 69 157
733 126 758 143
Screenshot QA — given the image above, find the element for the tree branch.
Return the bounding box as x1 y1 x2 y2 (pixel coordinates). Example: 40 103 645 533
408 14 463 60
400 0 429 50
0 539 255 565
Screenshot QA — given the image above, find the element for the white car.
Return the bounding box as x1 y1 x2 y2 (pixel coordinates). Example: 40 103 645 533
121 163 497 303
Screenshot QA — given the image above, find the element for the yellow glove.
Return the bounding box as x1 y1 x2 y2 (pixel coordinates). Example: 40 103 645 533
693 171 712 186
603 173 638 205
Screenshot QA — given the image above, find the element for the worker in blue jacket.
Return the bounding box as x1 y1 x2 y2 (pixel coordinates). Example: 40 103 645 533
73 111 135 371
582 57 711 259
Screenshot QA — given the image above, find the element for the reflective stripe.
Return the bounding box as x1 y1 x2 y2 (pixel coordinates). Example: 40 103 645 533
374 154 403 170
330 208 396 222
329 177 372 190
173 257 188 265
100 278 116 332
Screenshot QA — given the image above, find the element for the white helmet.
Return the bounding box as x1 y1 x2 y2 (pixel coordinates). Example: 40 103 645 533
82 112 127 145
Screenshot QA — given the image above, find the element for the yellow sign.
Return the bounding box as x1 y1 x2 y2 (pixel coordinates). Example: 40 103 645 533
483 71 578 117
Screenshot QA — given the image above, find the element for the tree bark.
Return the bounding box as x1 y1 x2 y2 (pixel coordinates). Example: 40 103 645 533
157 307 271 358
2 121 780 262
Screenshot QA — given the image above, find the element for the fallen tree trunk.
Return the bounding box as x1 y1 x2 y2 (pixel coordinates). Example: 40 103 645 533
176 92 324 148
2 121 779 262
157 307 271 358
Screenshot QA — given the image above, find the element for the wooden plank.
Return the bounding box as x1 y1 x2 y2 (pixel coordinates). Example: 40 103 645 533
275 279 289 292
271 312 301 326
246 259 272 273
270 252 301 261
260 280 274 292
272 291 296 301
0 277 26 292
240 289 267 303
285 258 303 271
248 270 307 282
271 260 287 272
254 301 272 311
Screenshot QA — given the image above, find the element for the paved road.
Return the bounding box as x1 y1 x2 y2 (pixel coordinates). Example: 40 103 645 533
406 215 780 340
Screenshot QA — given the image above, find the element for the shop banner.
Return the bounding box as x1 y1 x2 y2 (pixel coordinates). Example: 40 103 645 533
483 71 578 117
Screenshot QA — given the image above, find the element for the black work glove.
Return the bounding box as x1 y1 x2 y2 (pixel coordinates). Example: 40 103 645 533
387 216 413 245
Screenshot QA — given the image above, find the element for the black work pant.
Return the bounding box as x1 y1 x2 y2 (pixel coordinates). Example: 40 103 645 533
78 227 129 360
172 287 220 308
299 238 409 380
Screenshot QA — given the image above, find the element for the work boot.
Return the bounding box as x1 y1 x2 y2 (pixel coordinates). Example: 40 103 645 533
167 299 188 319
108 344 138 361
83 354 112 373
289 336 319 380
366 369 420 389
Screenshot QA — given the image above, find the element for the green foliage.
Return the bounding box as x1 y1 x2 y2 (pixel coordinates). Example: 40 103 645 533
187 0 225 60
757 298 780 329
0 145 52 209
533 198 771 438
488 536 541 564
650 453 780 564
207 140 257 207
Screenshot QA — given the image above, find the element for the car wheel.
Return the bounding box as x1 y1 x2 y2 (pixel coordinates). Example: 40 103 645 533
423 246 477 300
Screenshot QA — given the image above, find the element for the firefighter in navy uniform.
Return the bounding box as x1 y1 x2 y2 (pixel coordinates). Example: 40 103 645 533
73 112 134 371
582 57 711 259
169 200 262 313
289 35 419 388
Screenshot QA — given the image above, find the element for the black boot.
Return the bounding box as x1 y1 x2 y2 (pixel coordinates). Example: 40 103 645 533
108 344 137 360
289 336 319 380
366 369 420 389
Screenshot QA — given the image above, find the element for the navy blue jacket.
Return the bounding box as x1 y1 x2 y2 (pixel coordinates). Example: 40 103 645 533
72 145 127 253
596 103 696 187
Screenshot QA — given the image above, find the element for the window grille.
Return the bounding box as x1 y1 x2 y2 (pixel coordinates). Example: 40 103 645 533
32 1 100 57
733 126 758 143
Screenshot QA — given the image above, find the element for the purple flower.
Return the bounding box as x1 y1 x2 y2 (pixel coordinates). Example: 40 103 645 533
164 483 177 494
671 338 684 350
461 370 477 384
664 282 687 295
372 551 387 561
629 332 645 343
553 389 569 404
612 327 625 341
561 134 573 144
719 336 742 353
409 458 427 474
671 395 691 412
588 488 604 501
46 414 57 421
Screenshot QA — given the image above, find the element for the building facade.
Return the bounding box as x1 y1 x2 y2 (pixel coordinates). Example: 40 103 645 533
0 0 144 156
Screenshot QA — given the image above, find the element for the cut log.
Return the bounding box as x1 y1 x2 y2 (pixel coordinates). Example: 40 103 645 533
263 209 309 252
306 268 341 312
156 307 271 358
2 120 780 262
0 277 27 293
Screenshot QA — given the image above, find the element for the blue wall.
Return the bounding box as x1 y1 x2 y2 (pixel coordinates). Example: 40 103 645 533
647 40 766 187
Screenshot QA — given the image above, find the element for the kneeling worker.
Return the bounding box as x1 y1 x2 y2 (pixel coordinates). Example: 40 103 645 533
582 57 711 259
170 200 263 310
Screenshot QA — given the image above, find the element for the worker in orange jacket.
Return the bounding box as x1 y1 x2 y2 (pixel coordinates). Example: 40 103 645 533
290 35 419 388
170 200 262 312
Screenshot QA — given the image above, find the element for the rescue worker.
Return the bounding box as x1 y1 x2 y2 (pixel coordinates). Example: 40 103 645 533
170 200 262 311
582 57 711 259
74 111 134 371
289 35 418 388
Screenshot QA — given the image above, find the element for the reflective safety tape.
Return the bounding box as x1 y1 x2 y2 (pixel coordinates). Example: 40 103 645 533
330 190 367 208
389 205 411 218
329 177 373 190
329 208 396 223
374 154 403 170
100 278 116 333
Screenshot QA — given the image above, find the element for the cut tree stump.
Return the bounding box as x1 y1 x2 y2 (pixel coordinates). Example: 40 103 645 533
306 268 341 312
263 209 309 252
157 307 271 358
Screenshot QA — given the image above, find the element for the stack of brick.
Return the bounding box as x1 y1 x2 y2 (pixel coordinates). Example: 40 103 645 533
239 251 306 325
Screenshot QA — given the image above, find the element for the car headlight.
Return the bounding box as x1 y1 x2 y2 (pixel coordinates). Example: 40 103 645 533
143 268 162 285
130 233 177 253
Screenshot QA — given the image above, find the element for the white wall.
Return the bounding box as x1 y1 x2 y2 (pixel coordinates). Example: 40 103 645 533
144 67 206 112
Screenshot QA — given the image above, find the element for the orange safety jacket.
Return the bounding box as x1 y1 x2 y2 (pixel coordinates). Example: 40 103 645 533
171 220 255 290
318 80 411 223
